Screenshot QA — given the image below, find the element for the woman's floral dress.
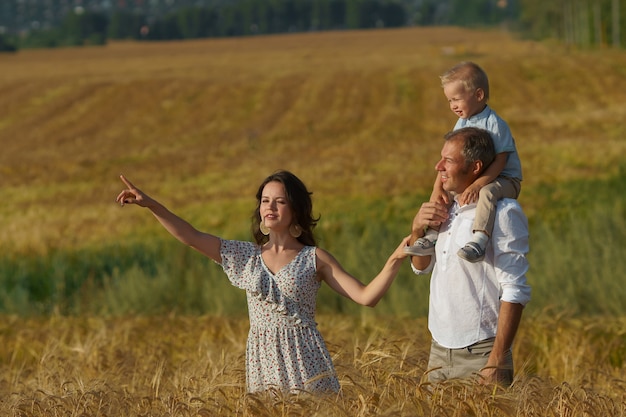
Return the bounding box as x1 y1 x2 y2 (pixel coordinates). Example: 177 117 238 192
219 239 340 393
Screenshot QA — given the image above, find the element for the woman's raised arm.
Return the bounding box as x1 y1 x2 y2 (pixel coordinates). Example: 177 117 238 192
116 174 221 262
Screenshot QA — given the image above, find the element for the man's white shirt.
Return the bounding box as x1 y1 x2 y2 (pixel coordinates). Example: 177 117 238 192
412 198 531 349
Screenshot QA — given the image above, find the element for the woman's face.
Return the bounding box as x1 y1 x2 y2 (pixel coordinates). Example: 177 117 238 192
260 181 294 233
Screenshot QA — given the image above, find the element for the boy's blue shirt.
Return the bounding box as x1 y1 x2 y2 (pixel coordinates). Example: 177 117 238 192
454 105 523 180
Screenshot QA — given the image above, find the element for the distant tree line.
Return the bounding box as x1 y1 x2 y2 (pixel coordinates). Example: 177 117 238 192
11 11 108 49
1 0 623 51
519 0 622 48
0 34 17 52
13 0 413 48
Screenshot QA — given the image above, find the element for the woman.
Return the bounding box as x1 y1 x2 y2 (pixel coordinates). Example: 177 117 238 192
116 170 409 394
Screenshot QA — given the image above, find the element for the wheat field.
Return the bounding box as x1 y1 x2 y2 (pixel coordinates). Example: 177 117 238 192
1 26 626 415
1 314 625 416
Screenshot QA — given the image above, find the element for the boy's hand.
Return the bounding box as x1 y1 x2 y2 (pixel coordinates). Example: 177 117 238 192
430 188 450 205
459 183 482 206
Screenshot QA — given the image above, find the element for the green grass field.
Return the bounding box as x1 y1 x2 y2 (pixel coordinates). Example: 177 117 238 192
1 26 626 416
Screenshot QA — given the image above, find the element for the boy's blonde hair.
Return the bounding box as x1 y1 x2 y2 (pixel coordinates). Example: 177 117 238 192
440 62 490 101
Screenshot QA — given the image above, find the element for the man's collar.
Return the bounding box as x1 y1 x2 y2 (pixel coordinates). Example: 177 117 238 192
452 197 477 212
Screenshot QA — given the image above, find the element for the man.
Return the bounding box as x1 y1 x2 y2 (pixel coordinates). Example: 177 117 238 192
407 126 531 386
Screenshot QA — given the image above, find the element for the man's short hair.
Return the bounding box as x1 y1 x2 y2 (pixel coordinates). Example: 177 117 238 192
444 127 496 171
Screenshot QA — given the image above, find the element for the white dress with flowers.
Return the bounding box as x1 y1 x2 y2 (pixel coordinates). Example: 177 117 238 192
218 239 340 393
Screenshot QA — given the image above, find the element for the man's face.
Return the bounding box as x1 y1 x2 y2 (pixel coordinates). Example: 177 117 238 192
443 80 485 119
435 139 475 194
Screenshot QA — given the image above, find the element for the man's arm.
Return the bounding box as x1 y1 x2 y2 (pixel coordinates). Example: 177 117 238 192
479 301 524 384
480 200 531 384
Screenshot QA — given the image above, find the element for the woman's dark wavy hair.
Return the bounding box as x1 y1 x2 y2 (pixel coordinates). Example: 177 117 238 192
251 170 319 246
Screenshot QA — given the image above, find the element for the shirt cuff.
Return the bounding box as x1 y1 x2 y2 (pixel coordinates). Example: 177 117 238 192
410 256 435 275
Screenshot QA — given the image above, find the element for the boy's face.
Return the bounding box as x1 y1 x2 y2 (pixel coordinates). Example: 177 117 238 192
443 80 485 119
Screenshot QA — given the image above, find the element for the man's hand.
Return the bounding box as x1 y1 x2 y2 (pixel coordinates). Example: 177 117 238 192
410 202 449 244
478 365 510 386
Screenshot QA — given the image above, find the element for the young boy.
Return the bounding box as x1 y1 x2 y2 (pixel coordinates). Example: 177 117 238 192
406 61 522 262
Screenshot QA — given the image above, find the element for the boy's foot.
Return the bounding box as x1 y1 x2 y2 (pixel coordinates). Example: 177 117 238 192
457 242 485 263
404 237 436 256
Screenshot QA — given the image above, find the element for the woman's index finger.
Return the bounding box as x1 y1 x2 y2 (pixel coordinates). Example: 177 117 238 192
119 174 135 189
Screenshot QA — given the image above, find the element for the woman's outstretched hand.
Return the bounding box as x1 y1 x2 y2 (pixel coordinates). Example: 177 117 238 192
116 174 151 207
394 235 412 260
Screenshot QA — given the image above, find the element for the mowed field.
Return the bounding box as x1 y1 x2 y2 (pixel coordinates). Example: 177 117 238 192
1 27 626 415
2 26 625 252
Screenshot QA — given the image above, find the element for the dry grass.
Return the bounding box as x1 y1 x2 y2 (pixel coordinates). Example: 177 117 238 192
0 314 624 416
1 27 626 252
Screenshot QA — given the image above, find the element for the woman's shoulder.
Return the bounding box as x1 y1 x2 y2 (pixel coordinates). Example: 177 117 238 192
313 247 340 266
220 239 261 254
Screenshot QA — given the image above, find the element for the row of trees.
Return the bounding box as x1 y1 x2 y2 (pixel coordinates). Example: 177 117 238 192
1 0 623 51
0 0 516 49
141 0 409 40
519 0 622 47
7 0 416 49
